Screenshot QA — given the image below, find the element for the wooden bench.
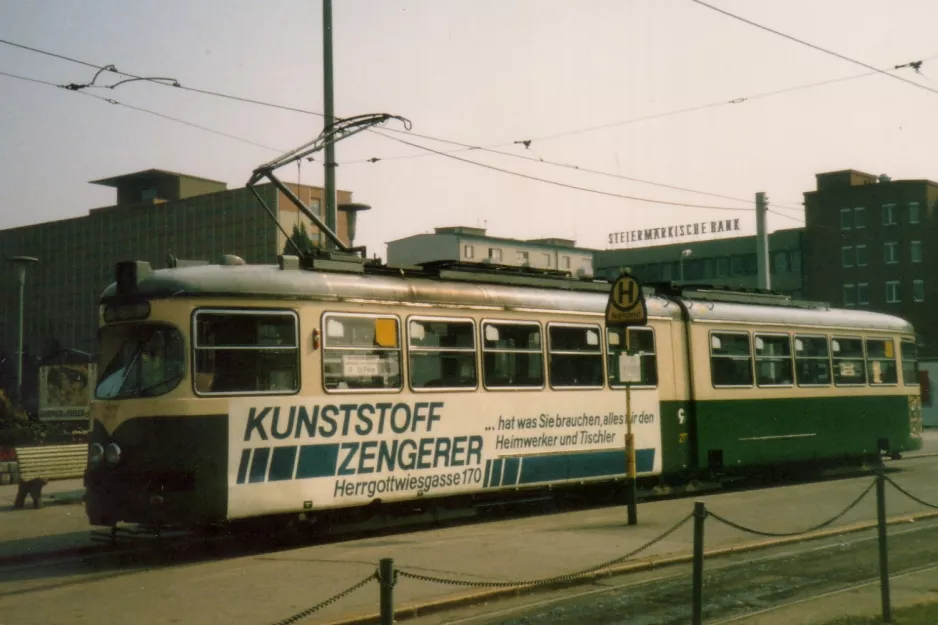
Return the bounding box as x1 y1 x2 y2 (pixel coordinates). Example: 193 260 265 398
13 444 88 509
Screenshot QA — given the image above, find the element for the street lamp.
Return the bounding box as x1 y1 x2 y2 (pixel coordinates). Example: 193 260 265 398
337 203 371 248
7 256 38 403
679 249 693 282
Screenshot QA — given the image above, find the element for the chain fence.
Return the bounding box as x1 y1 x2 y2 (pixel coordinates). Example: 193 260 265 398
397 512 692 589
266 469 938 625
882 473 938 510
707 478 876 538
269 571 377 625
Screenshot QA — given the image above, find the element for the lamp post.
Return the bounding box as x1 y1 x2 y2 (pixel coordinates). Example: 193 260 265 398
338 203 371 249
679 249 693 282
7 256 38 403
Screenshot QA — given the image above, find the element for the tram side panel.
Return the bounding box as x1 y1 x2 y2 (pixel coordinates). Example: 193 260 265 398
689 322 917 472
654 317 695 480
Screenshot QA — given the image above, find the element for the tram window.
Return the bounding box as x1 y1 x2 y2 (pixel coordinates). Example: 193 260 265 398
754 334 793 386
794 335 832 386
607 327 658 387
548 323 604 388
481 321 544 389
866 338 898 385
901 339 919 386
193 310 299 395
408 318 477 390
832 337 866 385
710 332 753 387
322 314 402 392
97 324 185 399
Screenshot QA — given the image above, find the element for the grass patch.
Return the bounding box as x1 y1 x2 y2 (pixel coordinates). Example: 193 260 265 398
822 602 938 624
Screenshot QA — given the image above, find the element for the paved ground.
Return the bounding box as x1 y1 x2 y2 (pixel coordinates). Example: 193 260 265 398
1 432 936 624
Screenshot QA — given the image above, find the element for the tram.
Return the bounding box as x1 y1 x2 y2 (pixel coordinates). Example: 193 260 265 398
84 254 923 529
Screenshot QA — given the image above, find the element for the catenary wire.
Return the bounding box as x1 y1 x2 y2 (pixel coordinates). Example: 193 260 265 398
371 130 753 212
1 37 922 214
0 38 325 117
768 209 805 223
689 0 938 97
0 70 285 153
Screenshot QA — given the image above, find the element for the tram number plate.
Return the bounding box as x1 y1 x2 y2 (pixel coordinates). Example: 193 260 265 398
343 354 381 377
618 354 642 384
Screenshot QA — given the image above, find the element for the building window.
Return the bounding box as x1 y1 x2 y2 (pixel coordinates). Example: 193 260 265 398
716 257 729 278
911 240 922 263
883 203 897 225
884 241 899 264
857 282 869 305
464 244 474 260
843 284 856 307
855 244 868 267
909 201 921 224
561 256 571 270
840 208 852 230
773 251 790 274
488 248 502 262
886 280 901 303
841 246 853 268
914 280 925 302
854 206 865 228
517 250 529 265
543 253 552 268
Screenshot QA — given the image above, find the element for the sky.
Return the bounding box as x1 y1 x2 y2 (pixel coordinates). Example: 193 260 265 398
2 0 938 259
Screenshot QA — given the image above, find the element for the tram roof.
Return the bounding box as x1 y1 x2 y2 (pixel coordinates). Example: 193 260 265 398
101 262 914 334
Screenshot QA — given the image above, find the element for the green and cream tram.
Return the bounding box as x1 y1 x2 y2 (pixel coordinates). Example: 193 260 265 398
84 256 922 529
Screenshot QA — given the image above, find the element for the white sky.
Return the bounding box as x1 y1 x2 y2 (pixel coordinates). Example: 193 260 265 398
2 0 937 259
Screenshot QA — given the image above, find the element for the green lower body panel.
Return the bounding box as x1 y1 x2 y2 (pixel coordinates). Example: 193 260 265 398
85 415 228 528
694 396 917 471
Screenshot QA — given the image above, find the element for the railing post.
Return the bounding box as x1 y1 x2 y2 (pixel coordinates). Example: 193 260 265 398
876 473 892 623
379 557 395 625
692 501 707 625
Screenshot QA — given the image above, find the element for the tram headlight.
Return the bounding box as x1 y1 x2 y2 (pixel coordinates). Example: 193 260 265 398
104 442 122 466
89 443 105 467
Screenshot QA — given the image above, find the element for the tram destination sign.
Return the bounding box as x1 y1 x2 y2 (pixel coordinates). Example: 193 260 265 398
605 272 647 327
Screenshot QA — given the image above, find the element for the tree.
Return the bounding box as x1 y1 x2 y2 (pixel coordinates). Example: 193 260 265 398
283 223 320 256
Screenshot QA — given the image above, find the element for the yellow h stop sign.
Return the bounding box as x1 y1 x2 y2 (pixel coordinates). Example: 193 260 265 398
605 273 647 327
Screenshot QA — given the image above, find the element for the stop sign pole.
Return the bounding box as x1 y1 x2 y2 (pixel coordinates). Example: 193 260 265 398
605 272 648 526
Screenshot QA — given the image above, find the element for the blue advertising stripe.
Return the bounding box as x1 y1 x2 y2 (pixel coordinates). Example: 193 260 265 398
236 449 251 485
268 446 298 482
491 458 504 487
518 449 656 485
483 459 493 488
295 443 340 480
249 448 271 484
502 457 520 486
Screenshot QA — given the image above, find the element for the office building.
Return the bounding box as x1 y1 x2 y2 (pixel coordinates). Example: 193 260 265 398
387 226 596 277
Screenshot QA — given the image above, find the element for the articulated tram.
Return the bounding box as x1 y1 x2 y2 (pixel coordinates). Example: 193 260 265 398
84 255 923 529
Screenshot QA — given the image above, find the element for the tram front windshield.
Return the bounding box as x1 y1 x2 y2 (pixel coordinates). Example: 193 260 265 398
96 324 185 399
